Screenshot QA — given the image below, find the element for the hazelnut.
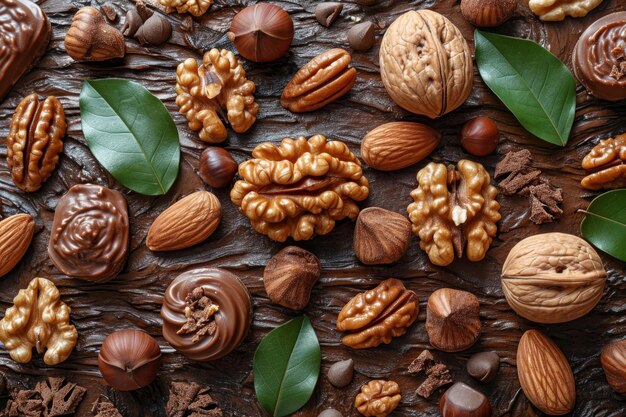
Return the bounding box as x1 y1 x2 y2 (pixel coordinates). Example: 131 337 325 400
440 382 492 417
601 339 626 395
348 22 376 52
466 351 500 382
353 207 411 265
64 6 125 61
135 13 172 46
460 116 499 157
319 410 343 417
98 329 161 391
228 3 294 63
263 246 321 310
327 358 354 388
460 0 516 27
426 288 481 352
198 147 238 188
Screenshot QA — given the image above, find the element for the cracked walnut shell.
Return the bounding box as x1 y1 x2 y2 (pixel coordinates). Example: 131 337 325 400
407 160 501 266
502 233 606 324
230 135 369 241
7 94 66 192
175 48 258 144
158 0 213 16
581 133 626 190
337 278 418 349
529 0 603 21
379 10 473 119
355 380 401 417
0 277 77 365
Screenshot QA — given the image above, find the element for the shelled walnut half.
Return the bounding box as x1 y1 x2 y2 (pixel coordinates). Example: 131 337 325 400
0 278 77 366
529 0 603 21
158 0 213 16
355 380 401 417
6 94 66 192
407 160 501 266
581 133 626 190
176 48 258 144
230 135 369 241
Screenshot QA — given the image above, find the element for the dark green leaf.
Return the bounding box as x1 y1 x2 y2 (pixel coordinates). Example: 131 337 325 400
254 316 320 417
79 79 180 195
580 189 626 262
475 30 576 147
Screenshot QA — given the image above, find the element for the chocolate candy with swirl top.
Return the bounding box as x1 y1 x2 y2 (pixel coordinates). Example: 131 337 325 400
573 12 626 101
48 184 129 282
161 268 252 361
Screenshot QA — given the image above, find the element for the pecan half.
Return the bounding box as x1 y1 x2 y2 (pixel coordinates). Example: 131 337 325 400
6 94 66 192
581 133 626 190
337 278 418 349
407 160 501 266
281 48 357 112
355 380 401 417
176 48 258 143
230 134 369 241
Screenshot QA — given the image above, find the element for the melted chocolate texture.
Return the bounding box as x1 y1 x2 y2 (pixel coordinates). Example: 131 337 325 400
0 1 625 416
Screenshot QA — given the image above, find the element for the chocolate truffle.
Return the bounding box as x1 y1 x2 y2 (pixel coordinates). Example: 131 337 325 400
161 268 252 361
573 12 626 101
48 184 129 282
0 0 51 101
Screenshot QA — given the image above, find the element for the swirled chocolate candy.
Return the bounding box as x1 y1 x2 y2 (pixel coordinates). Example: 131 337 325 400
0 0 51 101
573 12 626 101
161 268 252 361
48 184 129 282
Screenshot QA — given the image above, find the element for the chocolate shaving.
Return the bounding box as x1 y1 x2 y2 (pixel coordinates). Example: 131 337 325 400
407 349 434 375
177 287 219 344
610 61 626 80
407 350 453 399
2 378 86 417
91 396 123 417
494 149 533 179
166 382 223 417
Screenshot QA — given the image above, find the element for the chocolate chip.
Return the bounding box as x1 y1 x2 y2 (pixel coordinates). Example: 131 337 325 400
318 409 343 417
122 9 143 37
315 2 343 27
327 358 354 388
348 21 376 51
467 351 500 383
134 13 172 46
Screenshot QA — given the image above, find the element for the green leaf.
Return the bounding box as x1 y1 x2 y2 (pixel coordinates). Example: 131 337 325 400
254 316 321 417
79 79 180 195
580 189 626 262
475 30 576 147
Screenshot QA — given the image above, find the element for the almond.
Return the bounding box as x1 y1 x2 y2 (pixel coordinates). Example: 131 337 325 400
360 122 441 171
517 329 575 415
147 191 221 252
0 214 35 277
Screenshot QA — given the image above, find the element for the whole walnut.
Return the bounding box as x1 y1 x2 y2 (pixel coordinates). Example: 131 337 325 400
379 10 473 119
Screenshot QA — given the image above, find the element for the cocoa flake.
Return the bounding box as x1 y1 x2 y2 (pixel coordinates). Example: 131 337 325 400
166 381 222 417
407 349 453 399
177 287 219 344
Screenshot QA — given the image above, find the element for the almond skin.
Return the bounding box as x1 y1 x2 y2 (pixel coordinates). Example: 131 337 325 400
517 330 575 415
147 191 221 252
0 214 35 277
361 122 441 171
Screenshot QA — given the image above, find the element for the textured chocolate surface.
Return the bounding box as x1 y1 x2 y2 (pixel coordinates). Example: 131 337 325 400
0 0 625 416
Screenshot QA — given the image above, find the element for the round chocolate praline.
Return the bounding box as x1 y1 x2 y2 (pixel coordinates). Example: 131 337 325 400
161 268 252 361
573 12 626 101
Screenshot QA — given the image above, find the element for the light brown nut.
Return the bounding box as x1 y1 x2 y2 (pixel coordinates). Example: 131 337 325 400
529 0 603 21
360 122 441 171
502 233 606 324
337 278 418 349
407 160 501 266
6 94 66 192
379 10 473 119
64 7 125 61
158 0 213 16
281 48 357 113
147 191 222 251
581 133 626 190
517 330 575 415
426 288 481 352
176 48 259 143
230 135 369 242
355 380 401 417
0 214 35 278
601 339 626 395
353 207 411 265
0 277 77 365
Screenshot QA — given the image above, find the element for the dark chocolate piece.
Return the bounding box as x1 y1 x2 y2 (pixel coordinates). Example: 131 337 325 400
166 381 222 417
0 0 51 101
498 169 542 195
48 184 129 282
416 363 453 398
408 349 434 375
466 351 500 383
494 149 533 179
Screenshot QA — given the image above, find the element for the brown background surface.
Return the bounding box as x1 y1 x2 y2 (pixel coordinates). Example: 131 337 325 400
0 0 625 416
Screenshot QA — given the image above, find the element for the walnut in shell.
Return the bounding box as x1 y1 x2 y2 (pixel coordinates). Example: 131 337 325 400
230 135 369 242
502 233 607 324
581 133 626 190
407 160 501 266
529 0 603 21
0 277 77 365
175 48 258 144
379 10 473 119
